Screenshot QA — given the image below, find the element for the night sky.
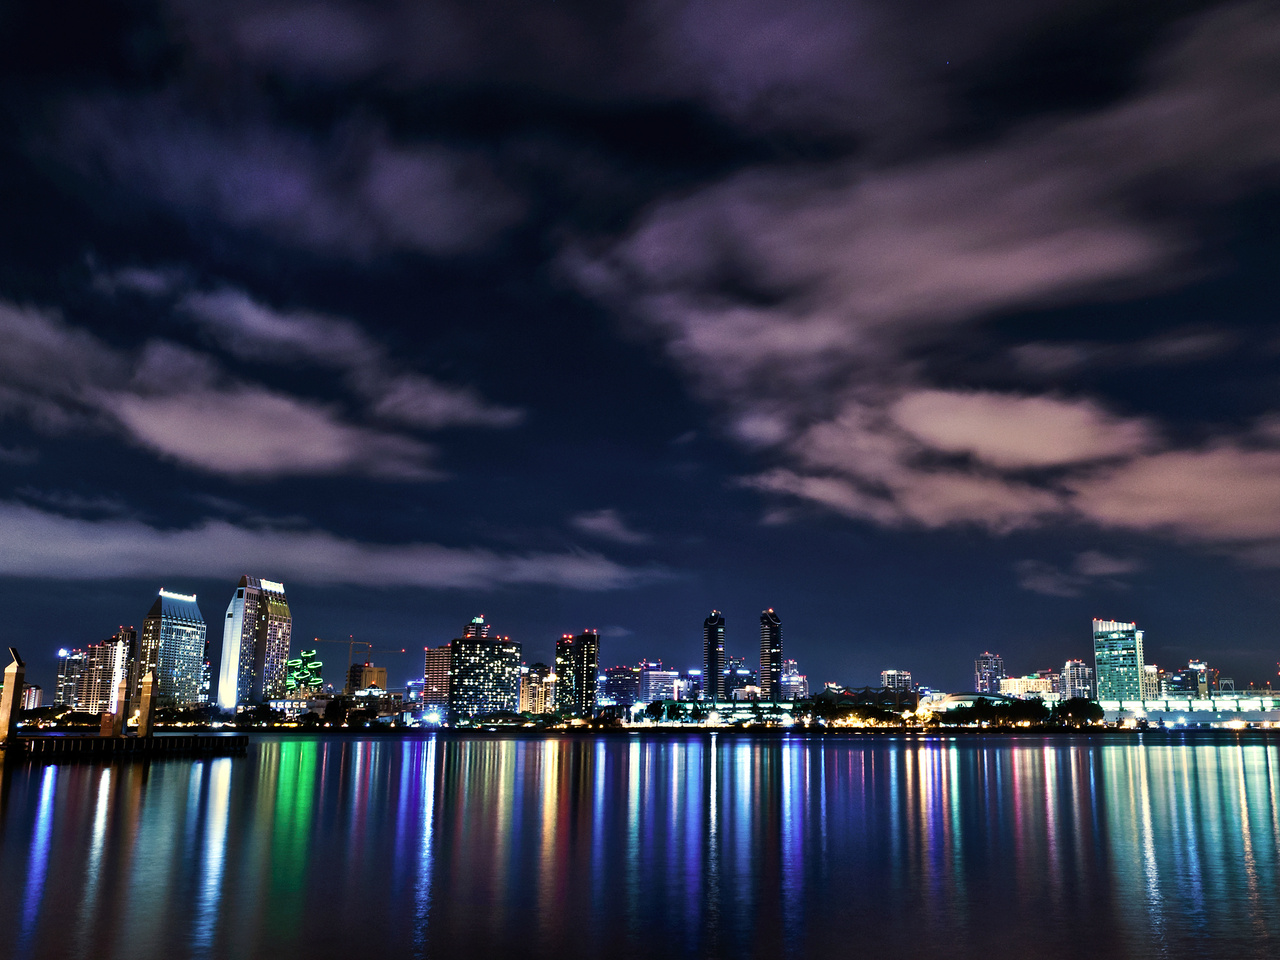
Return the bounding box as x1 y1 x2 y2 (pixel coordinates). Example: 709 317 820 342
3 1 1280 696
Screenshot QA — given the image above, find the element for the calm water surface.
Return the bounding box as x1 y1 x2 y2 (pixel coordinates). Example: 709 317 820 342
1 733 1277 960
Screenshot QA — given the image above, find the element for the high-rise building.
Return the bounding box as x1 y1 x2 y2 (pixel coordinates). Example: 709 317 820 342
639 660 679 703
22 685 42 710
217 577 292 709
780 659 808 700
1000 676 1054 699
423 644 451 711
602 665 641 707
704 610 726 701
975 652 1005 694
520 662 555 713
676 669 704 701
1167 660 1215 698
77 628 137 715
140 589 207 708
1093 619 1145 702
449 620 520 720
555 630 600 717
1060 659 1095 699
759 609 783 701
346 662 388 694
723 656 758 699
881 669 912 692
1141 664 1161 701
55 648 86 708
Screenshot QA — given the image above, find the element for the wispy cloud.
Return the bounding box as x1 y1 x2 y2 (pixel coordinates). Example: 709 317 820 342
570 509 653 545
1015 551 1143 597
0 500 661 590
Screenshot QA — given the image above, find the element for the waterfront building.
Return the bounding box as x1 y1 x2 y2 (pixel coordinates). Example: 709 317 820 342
759 609 783 701
881 669 912 692
676 669 704 701
54 648 85 708
639 661 679 703
1000 675 1055 699
781 660 808 700
1141 664 1161 701
975 652 1005 694
602 665 640 706
77 628 137 715
140 590 208 708
1167 660 1215 698
449 626 521 720
555 630 600 717
285 650 323 697
22 685 42 709
1060 659 1095 699
704 610 726 700
217 577 292 709
520 662 555 713
346 662 388 694
1093 619 1145 702
423 644 451 710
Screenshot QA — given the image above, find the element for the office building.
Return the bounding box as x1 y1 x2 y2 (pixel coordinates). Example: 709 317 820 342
724 657 758 699
449 623 520 720
77 628 137 715
423 644 451 710
1167 660 1215 698
520 662 555 713
781 660 808 700
676 669 704 701
602 665 640 707
217 577 293 709
346 662 388 694
1060 659 1095 699
1141 664 1161 701
55 648 86 708
555 630 600 717
22 685 42 710
881 669 912 692
759 609 783 701
975 652 1005 694
639 661 679 703
1093 619 1145 702
140 590 207 708
704 610 726 700
1000 676 1054 699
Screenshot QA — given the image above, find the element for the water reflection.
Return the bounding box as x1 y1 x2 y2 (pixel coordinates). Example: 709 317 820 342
0 735 1278 960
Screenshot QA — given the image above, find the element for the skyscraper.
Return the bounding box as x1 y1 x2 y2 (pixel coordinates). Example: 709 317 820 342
555 630 600 717
139 589 207 708
520 662 555 713
780 659 808 700
975 652 1005 694
704 610 726 701
449 620 520 721
638 660 678 703
759 609 783 701
217 577 292 709
76 628 136 715
55 648 86 708
346 662 387 694
1060 659 1095 699
602 665 640 706
423 644 451 711
1093 619 1145 702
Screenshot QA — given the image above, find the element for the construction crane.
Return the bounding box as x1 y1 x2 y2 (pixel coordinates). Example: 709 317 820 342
310 637 411 678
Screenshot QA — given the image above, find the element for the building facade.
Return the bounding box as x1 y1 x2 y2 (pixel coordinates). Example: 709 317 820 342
704 610 726 700
520 662 555 713
1060 659 1095 699
975 652 1005 694
217 577 293 709
423 644 451 710
554 630 600 717
759 609 783 701
639 661 679 703
1000 676 1055 699
346 662 388 694
602 665 640 707
22 685 42 710
881 669 912 692
449 632 521 720
1093 619 1145 702
780 660 808 700
55 648 85 708
139 589 207 708
77 628 137 715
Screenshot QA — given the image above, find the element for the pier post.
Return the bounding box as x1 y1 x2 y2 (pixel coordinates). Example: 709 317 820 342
0 648 24 745
137 671 156 738
110 675 128 737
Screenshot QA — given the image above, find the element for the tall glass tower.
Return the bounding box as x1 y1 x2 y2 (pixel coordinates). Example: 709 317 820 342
554 630 600 717
704 610 726 701
217 577 292 709
448 617 520 722
759 609 783 701
1093 619 1145 702
974 652 1005 694
139 589 207 708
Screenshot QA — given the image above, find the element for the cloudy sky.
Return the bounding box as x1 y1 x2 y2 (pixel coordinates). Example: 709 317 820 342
3 0 1280 694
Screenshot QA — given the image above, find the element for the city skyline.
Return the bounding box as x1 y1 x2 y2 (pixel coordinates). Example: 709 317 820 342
3 1 1280 701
